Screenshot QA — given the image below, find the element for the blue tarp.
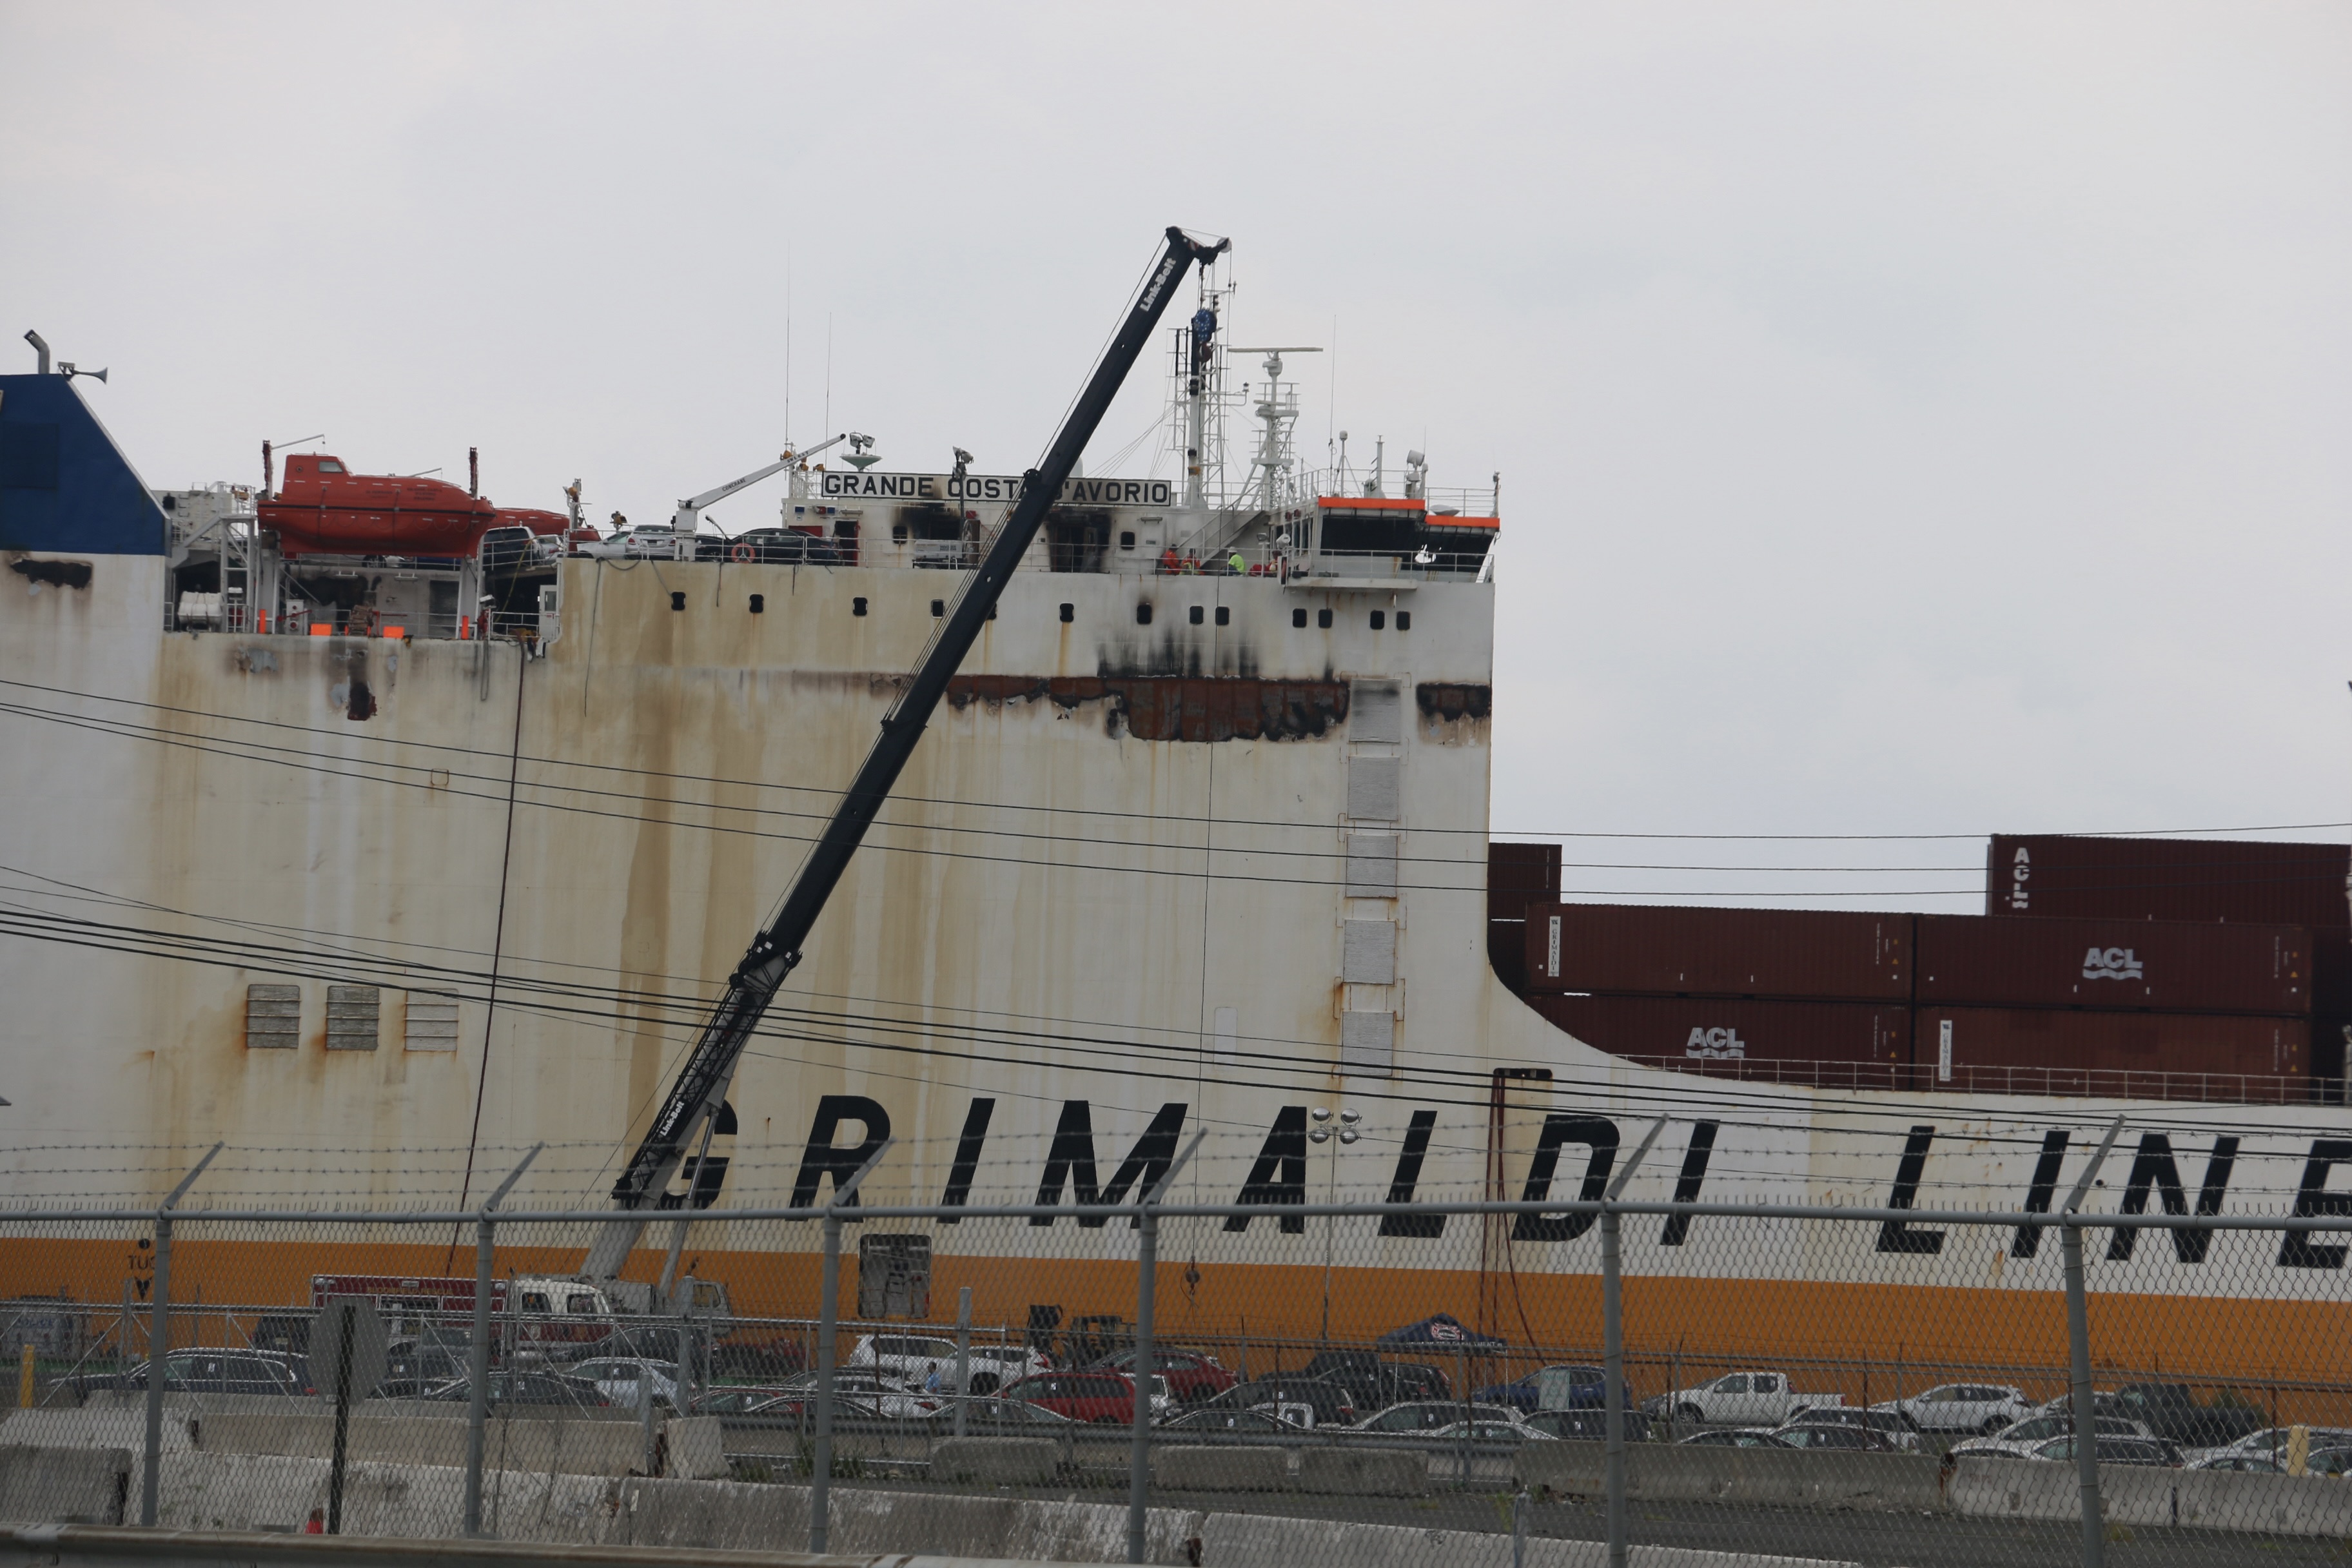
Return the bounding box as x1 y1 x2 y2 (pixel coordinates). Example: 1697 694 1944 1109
1374 1313 1507 1350
0 373 166 555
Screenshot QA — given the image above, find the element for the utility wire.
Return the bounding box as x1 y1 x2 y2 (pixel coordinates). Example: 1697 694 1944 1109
6 675 2343 848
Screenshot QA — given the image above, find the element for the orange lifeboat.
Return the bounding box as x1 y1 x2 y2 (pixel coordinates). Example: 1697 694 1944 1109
259 454 564 557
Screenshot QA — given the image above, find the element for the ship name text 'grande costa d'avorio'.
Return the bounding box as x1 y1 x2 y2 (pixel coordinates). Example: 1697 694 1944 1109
4 239 2349 1378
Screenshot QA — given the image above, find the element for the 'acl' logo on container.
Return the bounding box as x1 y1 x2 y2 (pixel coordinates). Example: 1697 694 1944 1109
2082 946 2144 981
1685 1027 1746 1059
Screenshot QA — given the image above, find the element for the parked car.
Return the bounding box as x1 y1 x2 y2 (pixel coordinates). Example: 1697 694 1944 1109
1774 1407 1919 1451
2309 1448 2352 1478
1427 1418 1550 1444
2110 1384 2266 1447
927 1396 1079 1433
2190 1452 2282 1473
1654 1371 1839 1427
774 1369 938 1418
999 1371 1148 1425
1678 1429 1794 1449
577 525 688 560
74 1350 313 1398
1302 1351 1447 1411
1355 1401 1522 1435
569 1357 681 1409
1202 1377 1358 1431
1161 1407 1292 1435
1770 1422 1903 1454
2028 1435 2184 1467
1088 1348 1237 1405
2193 1427 2352 1467
957 1344 1053 1394
1474 1364 1636 1415
422 1372 610 1408
1873 1384 2034 1435
478 525 536 572
713 527 841 565
1948 1413 2154 1461
692 1385 801 1415
847 1334 964 1384
1522 1407 1653 1444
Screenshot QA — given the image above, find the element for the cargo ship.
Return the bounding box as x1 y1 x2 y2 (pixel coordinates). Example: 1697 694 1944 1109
6 261 2351 1396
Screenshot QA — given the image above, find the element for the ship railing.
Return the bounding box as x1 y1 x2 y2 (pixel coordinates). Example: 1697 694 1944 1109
1611 1050 2344 1106
1296 547 1493 580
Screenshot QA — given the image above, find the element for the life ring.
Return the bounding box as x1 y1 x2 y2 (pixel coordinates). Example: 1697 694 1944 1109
730 541 754 563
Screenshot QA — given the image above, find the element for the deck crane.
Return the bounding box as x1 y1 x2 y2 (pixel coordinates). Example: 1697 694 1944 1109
581 227 1230 1282
671 433 848 537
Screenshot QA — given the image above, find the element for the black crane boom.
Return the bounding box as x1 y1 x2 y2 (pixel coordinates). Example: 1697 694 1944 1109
583 228 1228 1275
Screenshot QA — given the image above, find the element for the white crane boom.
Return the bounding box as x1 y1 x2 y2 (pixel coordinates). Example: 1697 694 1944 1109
671 433 847 534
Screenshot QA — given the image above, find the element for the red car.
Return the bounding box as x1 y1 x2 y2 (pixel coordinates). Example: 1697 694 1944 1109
1089 1349 1237 1406
999 1370 1142 1424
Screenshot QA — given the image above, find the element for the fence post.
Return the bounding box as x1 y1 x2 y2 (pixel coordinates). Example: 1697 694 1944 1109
2061 1119 2124 1568
2061 1220 2101 1568
139 1210 171 1529
1601 1119 1665 1568
465 1144 538 1538
139 1143 220 1529
810 1137 894 1556
1128 1205 1159 1565
952 1288 972 1440
810 1208 842 1553
1131 1131 1203 1565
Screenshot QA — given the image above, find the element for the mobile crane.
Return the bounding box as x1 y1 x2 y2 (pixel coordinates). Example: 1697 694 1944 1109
580 228 1230 1283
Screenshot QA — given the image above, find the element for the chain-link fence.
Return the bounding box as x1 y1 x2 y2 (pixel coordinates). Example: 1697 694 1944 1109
3 1134 2350 1567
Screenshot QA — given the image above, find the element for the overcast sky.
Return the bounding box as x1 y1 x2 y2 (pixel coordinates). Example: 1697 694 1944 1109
7 3 2348 910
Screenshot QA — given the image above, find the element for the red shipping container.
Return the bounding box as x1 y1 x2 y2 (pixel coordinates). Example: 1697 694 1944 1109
1914 1006 2308 1101
1988 835 2349 929
1915 913 2308 1015
1522 903 1912 1001
1488 842 1562 992
1528 994 1910 1076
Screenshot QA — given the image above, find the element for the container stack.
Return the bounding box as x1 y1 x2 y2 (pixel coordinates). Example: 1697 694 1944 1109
1987 834 2350 1088
1489 835 2340 1103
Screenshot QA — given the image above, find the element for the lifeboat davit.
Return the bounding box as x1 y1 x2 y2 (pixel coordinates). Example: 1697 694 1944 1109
259 453 566 557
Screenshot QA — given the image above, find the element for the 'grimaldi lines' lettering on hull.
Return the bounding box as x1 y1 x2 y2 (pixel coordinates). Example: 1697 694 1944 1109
4 263 2349 1386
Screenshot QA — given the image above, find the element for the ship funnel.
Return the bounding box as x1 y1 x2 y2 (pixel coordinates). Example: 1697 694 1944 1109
23 330 50 375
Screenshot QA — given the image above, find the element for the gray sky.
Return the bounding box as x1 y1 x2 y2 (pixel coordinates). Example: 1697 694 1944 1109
7 3 2348 910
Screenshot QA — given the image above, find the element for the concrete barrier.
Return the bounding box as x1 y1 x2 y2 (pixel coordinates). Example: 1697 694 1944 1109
925 1438 1060 1487
2 1523 1135 1567
1516 1442 1945 1513
1195 1511 1856 1567
1947 1455 2352 1540
605 1476 1204 1563
1293 1447 1425 1497
662 1418 728 1481
1152 1445 1288 1492
0 1409 192 1455
195 1412 647 1477
0 1446 129 1525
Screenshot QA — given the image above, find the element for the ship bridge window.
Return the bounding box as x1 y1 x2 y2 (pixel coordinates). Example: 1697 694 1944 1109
1317 607 1333 629
1189 605 1204 625
1293 608 1308 629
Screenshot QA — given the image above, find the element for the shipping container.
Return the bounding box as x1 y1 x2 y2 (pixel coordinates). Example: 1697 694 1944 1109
1521 903 1912 1001
1487 841 1562 992
1988 834 2350 929
1913 1007 2308 1102
1527 994 1911 1086
1914 913 2308 1015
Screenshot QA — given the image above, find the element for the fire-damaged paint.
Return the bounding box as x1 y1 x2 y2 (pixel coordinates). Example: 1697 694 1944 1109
945 673 1351 741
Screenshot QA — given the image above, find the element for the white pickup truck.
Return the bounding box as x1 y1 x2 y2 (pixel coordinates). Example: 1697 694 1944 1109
1657 1371 1841 1427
